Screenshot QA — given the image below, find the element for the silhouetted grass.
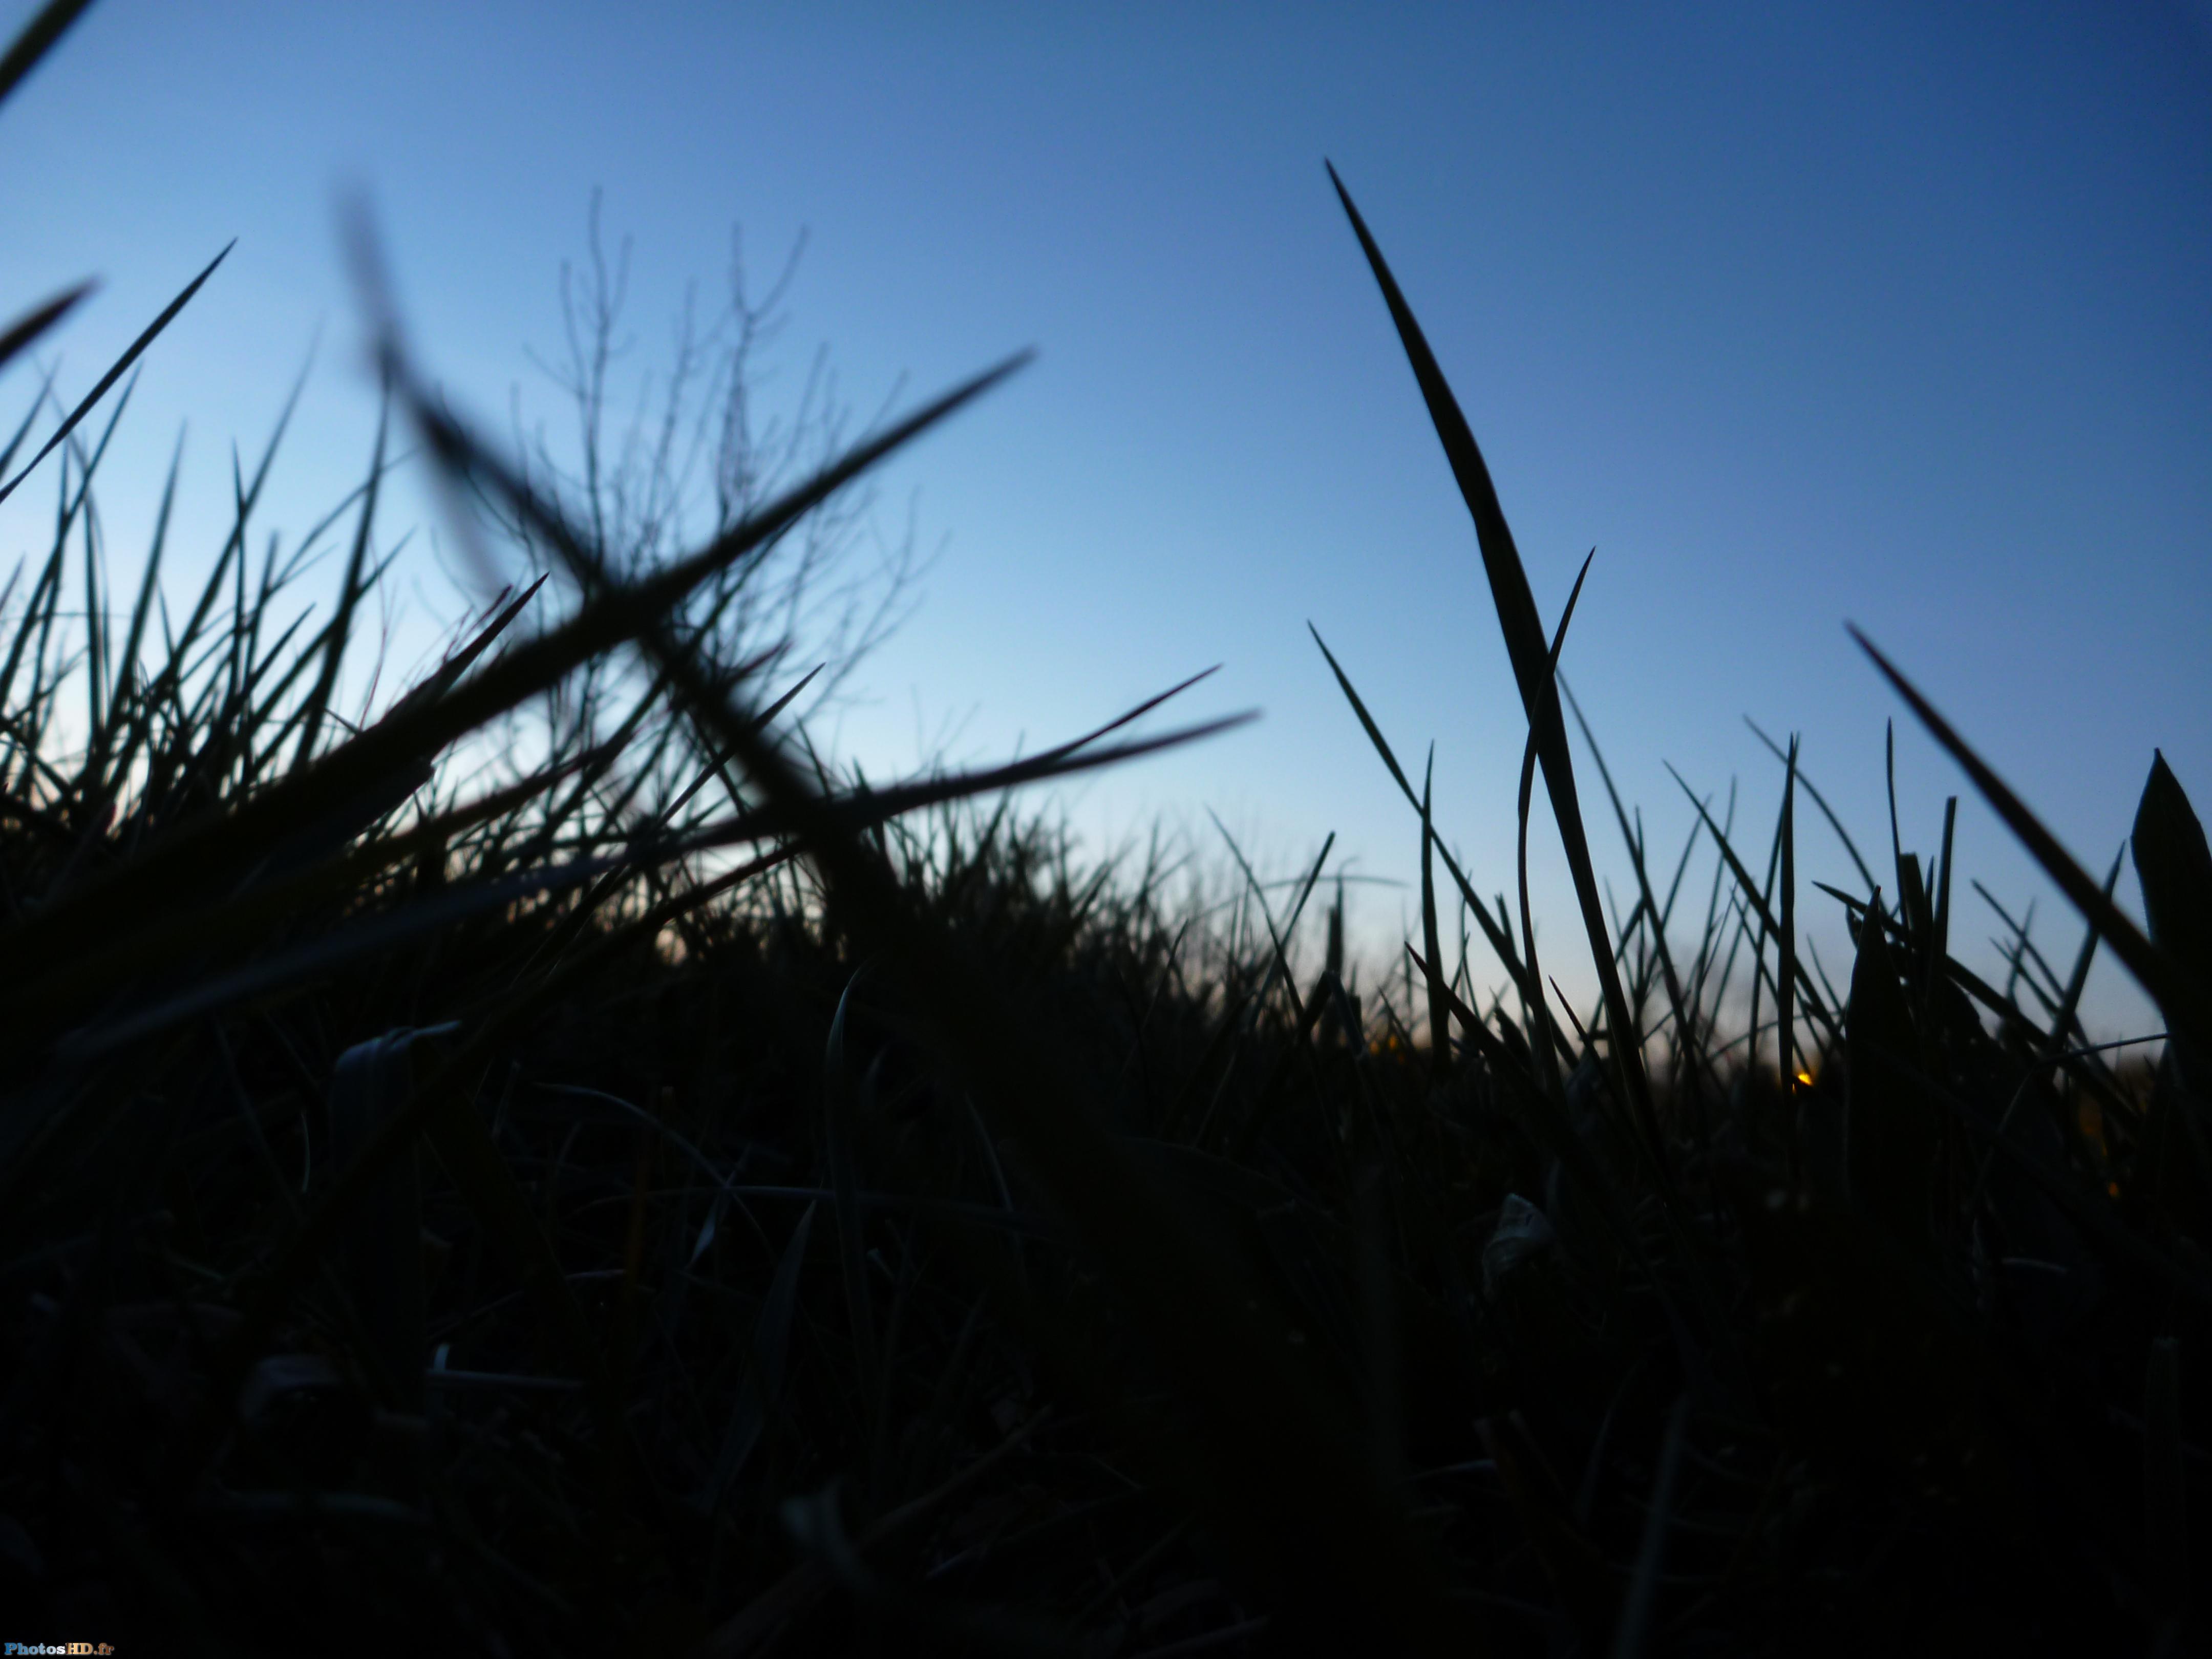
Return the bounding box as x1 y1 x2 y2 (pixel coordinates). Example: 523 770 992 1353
0 9 2205 1654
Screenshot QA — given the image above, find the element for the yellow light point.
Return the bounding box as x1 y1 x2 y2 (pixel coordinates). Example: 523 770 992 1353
1795 1071 1814 1089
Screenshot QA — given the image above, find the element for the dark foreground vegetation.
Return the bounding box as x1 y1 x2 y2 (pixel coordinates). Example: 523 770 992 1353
1 6 2206 1654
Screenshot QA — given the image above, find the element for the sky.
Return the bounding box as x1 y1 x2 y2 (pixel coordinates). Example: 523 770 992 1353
1 1 2206 1044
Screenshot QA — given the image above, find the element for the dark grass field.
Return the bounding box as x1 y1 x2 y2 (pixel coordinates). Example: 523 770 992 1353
1 4 2207 1654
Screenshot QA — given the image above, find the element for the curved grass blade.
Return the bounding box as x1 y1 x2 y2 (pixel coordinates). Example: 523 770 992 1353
1514 553 1591 1097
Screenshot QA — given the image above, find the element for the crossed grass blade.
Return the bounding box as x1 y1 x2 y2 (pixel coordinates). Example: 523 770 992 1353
1513 555 1594 1101
409 327 1475 1655
0 354 1029 991
1665 764 1841 1050
1308 622 1560 1069
1326 162 1661 1168
1564 677 1700 1090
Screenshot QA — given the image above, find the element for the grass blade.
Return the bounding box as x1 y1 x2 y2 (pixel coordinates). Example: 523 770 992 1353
1327 161 1659 1163
1419 749 1448 1082
0 0 95 111
0 280 93 377
0 242 233 507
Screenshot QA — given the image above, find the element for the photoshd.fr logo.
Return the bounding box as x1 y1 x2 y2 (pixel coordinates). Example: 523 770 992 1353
4 1644 113 1655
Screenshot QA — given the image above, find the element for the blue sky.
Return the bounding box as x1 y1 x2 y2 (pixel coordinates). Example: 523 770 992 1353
2 1 2206 1041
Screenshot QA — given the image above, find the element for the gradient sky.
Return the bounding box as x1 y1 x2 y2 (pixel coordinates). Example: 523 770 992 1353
2 1 2206 1041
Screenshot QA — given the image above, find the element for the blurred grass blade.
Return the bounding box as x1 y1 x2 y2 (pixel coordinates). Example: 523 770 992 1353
47 852 632 1063
0 280 93 377
1851 625 2212 1058
0 242 233 506
0 0 95 111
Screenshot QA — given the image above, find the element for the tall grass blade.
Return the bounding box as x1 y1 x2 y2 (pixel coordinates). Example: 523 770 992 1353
1326 162 1658 1162
1419 750 1449 1082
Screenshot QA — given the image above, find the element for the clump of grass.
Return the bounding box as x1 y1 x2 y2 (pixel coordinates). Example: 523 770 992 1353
2 7 2207 1655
